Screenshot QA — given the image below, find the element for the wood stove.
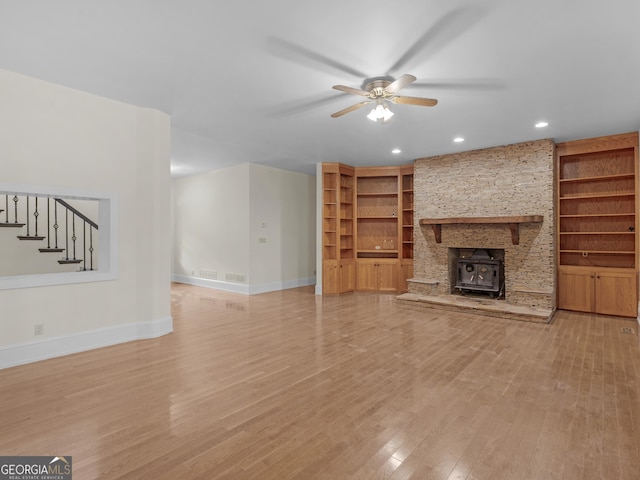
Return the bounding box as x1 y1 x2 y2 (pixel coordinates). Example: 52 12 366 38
454 248 504 298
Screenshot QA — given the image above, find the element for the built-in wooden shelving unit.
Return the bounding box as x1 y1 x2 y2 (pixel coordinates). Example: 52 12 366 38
556 131 639 317
322 163 413 294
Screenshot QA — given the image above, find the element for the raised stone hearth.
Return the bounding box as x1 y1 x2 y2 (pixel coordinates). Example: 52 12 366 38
404 139 556 321
397 291 553 323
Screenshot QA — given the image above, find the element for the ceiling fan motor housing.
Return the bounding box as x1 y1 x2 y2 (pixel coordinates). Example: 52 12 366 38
362 76 395 97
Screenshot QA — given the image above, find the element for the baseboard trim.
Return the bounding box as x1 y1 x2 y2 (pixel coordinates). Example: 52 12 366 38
171 274 316 295
0 316 173 370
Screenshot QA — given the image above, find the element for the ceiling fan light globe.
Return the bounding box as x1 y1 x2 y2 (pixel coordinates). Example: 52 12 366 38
367 104 394 122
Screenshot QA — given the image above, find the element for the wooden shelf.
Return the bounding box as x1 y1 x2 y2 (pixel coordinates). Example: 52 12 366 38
560 250 635 255
560 232 634 235
419 215 544 245
559 173 634 183
357 192 397 197
560 192 635 200
560 213 634 218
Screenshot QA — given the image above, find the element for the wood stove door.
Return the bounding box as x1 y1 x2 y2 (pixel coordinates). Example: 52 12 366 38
475 264 497 289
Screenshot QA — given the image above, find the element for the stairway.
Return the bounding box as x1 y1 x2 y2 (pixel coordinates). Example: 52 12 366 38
0 194 98 272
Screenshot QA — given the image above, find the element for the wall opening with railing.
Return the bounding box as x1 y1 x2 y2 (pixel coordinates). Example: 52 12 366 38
0 184 118 290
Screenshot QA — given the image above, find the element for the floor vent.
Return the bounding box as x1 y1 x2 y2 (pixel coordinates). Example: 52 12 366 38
621 327 635 335
199 270 217 280
225 273 246 283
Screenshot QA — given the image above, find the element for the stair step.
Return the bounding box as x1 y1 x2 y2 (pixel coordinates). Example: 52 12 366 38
58 259 83 264
39 248 65 253
17 235 45 240
0 223 26 228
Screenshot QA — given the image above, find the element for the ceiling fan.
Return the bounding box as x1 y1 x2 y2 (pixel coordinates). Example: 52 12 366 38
331 74 437 120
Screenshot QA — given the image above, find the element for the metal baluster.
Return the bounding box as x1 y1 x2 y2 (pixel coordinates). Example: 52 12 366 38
46 198 51 249
13 195 18 224
72 213 77 260
64 209 69 259
25 196 30 236
89 227 94 270
54 201 60 249
82 220 87 270
34 197 40 237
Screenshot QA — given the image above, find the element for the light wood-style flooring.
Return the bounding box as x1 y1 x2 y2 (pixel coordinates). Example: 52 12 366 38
1 283 639 479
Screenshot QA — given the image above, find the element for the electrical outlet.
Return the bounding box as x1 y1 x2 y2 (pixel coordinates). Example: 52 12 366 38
34 324 44 336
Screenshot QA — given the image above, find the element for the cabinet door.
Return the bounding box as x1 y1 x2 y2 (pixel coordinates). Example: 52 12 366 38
595 270 637 317
377 262 399 292
356 261 377 291
322 261 338 295
339 260 355 293
356 260 398 292
558 268 594 313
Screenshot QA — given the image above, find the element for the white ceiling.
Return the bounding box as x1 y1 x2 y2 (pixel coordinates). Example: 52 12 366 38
1 0 639 177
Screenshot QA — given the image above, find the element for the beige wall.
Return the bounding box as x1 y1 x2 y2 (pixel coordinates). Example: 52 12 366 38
0 69 172 367
172 164 251 285
249 164 316 289
412 139 556 309
172 163 316 293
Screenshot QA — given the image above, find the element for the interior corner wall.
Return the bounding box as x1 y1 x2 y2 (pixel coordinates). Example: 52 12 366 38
171 163 316 294
248 163 316 293
0 69 172 368
172 164 251 289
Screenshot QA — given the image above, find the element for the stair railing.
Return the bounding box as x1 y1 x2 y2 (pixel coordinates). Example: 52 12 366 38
54 198 98 270
0 194 99 271
0 195 25 227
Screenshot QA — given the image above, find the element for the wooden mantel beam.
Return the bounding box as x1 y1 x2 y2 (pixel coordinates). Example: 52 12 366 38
418 215 544 245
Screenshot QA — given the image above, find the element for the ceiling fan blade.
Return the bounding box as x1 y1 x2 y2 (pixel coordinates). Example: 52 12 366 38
411 79 505 91
384 74 417 94
386 6 488 73
392 96 438 107
266 92 350 117
267 37 368 78
330 101 372 118
333 85 370 97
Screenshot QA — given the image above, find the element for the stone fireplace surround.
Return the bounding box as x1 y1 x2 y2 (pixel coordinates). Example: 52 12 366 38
399 139 556 323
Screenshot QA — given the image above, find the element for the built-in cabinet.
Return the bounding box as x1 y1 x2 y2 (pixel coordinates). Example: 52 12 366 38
322 164 355 294
556 132 639 317
322 163 413 294
557 266 637 316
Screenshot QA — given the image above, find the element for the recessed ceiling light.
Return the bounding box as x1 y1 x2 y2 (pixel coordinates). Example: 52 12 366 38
392 148 401 154
535 121 549 128
453 137 464 143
